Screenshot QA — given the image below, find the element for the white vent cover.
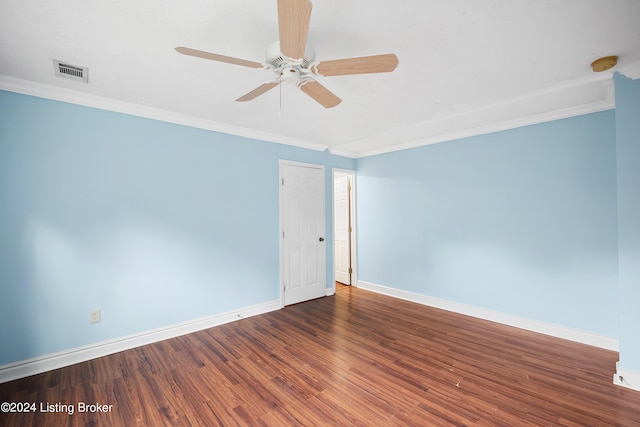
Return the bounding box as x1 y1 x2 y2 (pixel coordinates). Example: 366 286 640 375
53 60 88 83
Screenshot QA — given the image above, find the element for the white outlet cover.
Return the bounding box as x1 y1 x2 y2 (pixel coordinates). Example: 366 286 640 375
90 309 101 324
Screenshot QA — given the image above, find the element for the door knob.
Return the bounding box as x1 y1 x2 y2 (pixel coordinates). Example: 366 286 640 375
319 237 325 242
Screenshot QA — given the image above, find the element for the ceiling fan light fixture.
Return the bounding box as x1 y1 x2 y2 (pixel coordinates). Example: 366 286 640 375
280 66 301 81
591 55 618 72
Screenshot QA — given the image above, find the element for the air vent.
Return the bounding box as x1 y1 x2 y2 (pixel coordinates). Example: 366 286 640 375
53 60 88 83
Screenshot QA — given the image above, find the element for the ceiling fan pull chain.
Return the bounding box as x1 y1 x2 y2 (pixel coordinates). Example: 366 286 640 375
279 78 283 117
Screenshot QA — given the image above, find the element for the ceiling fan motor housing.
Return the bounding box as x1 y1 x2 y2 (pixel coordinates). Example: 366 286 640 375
266 41 316 73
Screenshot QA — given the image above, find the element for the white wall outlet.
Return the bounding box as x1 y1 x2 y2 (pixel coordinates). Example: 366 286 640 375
90 309 101 324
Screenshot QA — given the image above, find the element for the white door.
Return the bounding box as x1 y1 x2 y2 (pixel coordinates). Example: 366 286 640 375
281 162 326 305
334 175 351 284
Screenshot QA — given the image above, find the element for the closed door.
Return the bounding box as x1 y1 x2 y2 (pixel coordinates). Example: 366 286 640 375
281 162 326 305
334 175 351 284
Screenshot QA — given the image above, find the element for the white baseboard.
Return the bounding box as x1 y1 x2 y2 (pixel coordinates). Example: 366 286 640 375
357 280 618 351
614 363 640 392
0 299 281 384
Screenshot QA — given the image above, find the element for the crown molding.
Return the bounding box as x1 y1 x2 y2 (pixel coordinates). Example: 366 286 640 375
1 72 621 159
341 74 615 158
0 75 328 153
618 60 640 80
357 97 614 158
327 146 359 158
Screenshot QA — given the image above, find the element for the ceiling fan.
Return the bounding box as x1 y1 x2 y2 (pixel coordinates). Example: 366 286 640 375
175 0 399 108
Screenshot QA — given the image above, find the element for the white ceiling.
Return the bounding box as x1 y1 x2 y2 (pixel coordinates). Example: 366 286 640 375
1 0 639 158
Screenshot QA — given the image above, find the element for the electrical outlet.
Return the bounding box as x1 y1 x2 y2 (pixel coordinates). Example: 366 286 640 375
90 309 101 324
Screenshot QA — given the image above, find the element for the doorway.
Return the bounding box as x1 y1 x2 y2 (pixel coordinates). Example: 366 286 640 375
333 169 356 290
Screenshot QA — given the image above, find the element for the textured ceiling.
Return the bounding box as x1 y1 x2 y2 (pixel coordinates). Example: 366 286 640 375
1 0 639 157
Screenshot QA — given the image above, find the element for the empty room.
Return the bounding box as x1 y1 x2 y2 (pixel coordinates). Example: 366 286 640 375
1 0 640 425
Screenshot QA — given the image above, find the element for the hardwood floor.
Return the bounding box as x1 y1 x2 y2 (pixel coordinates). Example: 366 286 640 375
2 286 639 426
335 281 349 291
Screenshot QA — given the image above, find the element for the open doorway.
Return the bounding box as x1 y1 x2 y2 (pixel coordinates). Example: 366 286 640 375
333 169 356 291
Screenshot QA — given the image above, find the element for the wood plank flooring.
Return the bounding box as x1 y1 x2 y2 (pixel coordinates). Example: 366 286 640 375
1 286 640 426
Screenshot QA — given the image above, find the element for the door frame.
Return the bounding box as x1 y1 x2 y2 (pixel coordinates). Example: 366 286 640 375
279 159 326 308
332 168 357 292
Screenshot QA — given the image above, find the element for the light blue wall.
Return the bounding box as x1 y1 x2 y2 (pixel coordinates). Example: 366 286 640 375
615 74 640 371
356 111 619 337
0 90 354 365
1 84 634 370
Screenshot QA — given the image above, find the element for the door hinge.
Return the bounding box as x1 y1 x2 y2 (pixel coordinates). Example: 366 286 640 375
281 178 284 186
349 268 353 274
282 231 285 238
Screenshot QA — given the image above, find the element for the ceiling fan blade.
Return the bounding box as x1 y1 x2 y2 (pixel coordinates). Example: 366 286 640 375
278 0 312 60
311 53 399 77
175 46 263 69
297 79 341 108
236 81 280 102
